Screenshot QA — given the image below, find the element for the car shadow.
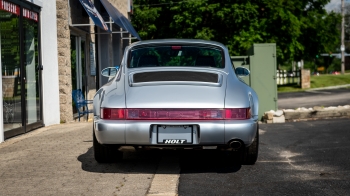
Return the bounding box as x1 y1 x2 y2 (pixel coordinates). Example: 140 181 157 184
77 147 242 174
77 147 162 174
179 150 242 173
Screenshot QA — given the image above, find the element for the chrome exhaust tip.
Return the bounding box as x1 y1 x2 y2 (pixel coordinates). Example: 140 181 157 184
229 141 242 149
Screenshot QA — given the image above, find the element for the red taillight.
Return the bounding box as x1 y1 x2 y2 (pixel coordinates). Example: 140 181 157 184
224 108 251 120
101 108 125 120
126 109 224 120
100 108 250 120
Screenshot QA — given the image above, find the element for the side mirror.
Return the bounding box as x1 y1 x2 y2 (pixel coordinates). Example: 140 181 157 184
101 66 119 78
235 67 250 77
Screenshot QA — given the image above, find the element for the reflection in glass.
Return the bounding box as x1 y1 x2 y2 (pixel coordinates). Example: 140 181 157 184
71 35 77 91
71 36 87 114
81 40 86 95
1 10 22 131
23 11 40 124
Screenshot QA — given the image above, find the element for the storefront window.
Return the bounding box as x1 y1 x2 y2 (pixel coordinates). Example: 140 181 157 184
1 0 41 135
0 3 21 131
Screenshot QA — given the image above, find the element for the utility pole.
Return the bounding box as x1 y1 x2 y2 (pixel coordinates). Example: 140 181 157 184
341 0 345 74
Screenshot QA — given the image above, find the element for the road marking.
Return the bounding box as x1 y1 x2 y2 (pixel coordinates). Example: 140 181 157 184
305 90 332 94
147 156 180 196
279 150 301 167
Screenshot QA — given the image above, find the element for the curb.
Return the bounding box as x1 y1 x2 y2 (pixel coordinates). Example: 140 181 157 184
305 84 350 91
263 105 350 123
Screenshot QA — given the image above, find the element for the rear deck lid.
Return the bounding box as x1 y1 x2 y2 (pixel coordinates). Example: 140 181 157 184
125 70 226 108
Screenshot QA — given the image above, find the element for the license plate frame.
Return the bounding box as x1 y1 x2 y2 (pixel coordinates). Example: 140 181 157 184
157 125 193 144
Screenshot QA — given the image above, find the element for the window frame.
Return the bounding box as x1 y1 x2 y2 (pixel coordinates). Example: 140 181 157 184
127 43 225 69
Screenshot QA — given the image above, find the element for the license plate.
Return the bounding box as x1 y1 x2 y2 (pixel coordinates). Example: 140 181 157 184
157 125 193 144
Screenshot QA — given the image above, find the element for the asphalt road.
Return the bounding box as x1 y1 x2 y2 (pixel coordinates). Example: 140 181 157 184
178 118 350 195
278 88 350 109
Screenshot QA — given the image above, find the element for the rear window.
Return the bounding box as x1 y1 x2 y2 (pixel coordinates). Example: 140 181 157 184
128 45 224 68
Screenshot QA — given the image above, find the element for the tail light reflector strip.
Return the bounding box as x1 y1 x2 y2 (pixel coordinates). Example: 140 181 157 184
100 108 250 120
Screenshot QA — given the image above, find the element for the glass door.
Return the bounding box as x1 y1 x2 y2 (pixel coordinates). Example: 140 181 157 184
1 1 42 139
71 35 86 113
23 8 41 128
1 6 22 133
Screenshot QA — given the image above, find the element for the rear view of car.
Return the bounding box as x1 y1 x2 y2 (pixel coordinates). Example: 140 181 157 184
93 39 259 165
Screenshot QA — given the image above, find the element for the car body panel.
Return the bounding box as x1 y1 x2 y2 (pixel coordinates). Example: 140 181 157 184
93 39 259 149
94 118 256 146
125 85 226 109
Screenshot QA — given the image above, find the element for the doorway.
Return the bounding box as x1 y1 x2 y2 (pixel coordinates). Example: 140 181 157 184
70 35 87 114
1 3 43 139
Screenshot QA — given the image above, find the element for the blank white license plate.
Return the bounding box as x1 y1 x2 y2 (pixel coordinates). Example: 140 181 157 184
157 125 193 144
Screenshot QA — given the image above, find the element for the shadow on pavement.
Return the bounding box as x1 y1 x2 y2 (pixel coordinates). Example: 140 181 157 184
179 150 242 174
78 148 242 174
77 147 162 174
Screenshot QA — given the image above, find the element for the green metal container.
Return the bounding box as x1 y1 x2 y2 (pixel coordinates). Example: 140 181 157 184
231 43 277 120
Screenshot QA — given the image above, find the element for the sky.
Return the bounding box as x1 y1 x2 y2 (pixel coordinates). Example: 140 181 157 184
325 0 348 12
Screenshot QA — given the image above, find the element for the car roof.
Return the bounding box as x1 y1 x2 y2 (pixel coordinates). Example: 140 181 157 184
129 39 226 49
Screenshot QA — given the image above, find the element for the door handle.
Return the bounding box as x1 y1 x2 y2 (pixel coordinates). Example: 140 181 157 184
37 65 43 70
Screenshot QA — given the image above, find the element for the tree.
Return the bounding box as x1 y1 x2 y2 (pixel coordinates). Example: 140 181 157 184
344 2 350 54
132 0 341 64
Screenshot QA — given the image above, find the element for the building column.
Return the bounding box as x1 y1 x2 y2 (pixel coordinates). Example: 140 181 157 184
56 0 73 122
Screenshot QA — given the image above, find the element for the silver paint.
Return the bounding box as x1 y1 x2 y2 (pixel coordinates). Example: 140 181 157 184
93 39 259 148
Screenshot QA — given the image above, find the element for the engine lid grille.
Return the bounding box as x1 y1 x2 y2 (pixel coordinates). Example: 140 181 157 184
133 71 218 83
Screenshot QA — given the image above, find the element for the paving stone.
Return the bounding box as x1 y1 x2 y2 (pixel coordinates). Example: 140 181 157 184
0 122 159 195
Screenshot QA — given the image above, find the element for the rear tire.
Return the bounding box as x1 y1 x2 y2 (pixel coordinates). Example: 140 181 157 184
243 126 259 165
93 130 123 163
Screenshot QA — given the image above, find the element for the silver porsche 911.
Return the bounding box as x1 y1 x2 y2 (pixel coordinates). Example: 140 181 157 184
93 39 259 164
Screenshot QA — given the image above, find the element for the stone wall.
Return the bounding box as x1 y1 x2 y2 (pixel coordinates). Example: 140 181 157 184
56 0 73 123
263 105 350 123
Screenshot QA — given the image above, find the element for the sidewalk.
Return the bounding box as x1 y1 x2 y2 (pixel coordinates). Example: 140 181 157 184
0 122 157 196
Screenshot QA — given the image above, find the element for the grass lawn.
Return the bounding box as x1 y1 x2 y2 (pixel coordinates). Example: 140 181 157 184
278 73 350 92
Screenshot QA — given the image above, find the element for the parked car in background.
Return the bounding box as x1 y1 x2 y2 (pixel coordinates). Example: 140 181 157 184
93 39 259 165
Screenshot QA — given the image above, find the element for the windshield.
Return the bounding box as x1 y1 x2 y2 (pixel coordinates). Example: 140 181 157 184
128 45 224 68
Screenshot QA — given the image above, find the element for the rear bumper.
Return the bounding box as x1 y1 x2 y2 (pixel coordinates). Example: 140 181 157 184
94 117 258 147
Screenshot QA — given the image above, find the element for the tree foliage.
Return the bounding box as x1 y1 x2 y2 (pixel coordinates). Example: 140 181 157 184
132 0 341 63
344 3 350 54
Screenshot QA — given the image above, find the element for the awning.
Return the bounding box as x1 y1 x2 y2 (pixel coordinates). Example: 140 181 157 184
78 0 109 31
99 0 141 40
